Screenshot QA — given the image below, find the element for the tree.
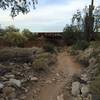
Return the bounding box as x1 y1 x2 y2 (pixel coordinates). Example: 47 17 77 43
4 31 27 47
5 25 19 32
63 25 82 45
0 0 38 17
72 10 83 32
94 6 100 32
22 29 38 40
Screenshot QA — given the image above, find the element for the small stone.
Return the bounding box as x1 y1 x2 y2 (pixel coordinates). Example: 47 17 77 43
5 74 15 79
9 63 14 66
0 83 4 89
30 77 38 81
56 73 60 77
81 74 88 82
24 88 28 93
52 78 56 81
57 94 64 100
20 95 26 100
45 80 52 84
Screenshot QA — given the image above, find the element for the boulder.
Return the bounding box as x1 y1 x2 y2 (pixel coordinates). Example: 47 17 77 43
81 85 89 97
72 81 81 96
9 79 21 87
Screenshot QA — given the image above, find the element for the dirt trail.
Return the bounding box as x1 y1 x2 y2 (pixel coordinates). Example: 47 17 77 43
25 51 82 100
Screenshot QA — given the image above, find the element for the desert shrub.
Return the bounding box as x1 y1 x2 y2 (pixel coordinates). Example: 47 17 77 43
93 63 100 77
90 74 100 95
43 43 56 53
95 32 100 40
72 40 90 50
32 57 48 71
0 47 40 63
67 46 79 55
22 29 38 40
76 48 93 66
4 32 27 47
90 41 100 48
32 52 56 71
89 41 100 59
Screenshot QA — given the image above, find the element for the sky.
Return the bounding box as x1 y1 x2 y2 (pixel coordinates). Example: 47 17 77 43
0 0 99 32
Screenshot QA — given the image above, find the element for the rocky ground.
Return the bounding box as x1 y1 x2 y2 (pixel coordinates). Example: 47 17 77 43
0 47 82 100
68 41 100 100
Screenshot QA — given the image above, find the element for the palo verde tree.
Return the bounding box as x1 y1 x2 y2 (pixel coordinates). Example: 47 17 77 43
0 0 38 17
72 0 100 40
72 10 84 32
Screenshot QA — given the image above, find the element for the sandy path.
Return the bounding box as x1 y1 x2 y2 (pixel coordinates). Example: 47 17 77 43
38 52 81 100
25 51 81 100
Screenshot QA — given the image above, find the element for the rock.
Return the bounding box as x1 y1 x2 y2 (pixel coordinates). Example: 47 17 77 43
0 83 4 89
57 94 64 100
9 63 14 66
9 79 21 87
81 74 88 82
30 77 38 81
56 73 60 77
45 80 52 84
20 95 26 100
81 85 89 97
72 81 81 96
5 74 15 79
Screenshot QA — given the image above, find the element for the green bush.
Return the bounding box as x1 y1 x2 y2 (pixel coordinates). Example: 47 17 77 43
90 74 100 95
95 32 100 40
4 32 27 47
22 29 38 40
43 43 56 53
72 40 90 50
32 53 56 71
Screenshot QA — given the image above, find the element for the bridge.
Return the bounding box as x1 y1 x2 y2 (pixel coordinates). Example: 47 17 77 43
37 32 63 39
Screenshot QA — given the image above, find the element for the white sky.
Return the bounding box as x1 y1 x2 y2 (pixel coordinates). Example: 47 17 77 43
0 0 99 32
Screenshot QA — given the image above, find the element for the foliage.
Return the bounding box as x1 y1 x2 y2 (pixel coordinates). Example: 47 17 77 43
90 74 100 95
22 29 38 40
72 40 90 50
0 29 6 36
63 25 82 45
95 32 100 40
32 53 56 71
0 0 38 17
5 25 20 32
94 6 100 32
0 47 40 63
4 31 27 47
72 10 84 32
43 43 56 53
